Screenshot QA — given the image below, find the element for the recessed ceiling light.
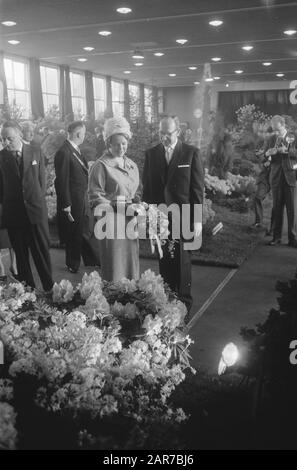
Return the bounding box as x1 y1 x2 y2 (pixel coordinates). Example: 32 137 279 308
263 62 272 66
188 66 197 70
205 77 214 82
226 83 229 87
276 73 284 77
242 45 253 51
209 19 223 27
211 57 221 62
176 39 188 45
132 53 144 59
8 40 20 45
124 70 131 74
194 81 200 85
169 73 176 77
117 7 132 14
135 62 143 66
77 58 87 62
235 70 243 74
98 30 112 36
2 21 17 27
214 76 221 80
83 46 94 51
154 52 164 57
284 29 296 36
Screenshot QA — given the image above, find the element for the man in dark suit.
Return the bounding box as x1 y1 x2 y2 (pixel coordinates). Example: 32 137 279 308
0 121 53 291
54 121 94 273
266 115 297 247
142 116 204 312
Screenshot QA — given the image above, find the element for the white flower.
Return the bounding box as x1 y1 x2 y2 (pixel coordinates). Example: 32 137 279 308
52 279 74 303
79 271 102 300
0 403 17 450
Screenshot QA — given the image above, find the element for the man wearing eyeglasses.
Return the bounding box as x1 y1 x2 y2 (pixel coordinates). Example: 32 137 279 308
142 116 204 314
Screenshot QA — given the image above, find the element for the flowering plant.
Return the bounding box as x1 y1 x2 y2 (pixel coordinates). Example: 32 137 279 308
0 270 194 449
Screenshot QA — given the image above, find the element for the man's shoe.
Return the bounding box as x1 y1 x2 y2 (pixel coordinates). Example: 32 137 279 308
251 223 265 229
67 266 78 274
288 240 297 248
267 239 281 246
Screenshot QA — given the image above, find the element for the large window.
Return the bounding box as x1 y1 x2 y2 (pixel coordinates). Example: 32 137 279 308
111 80 124 116
144 86 153 122
70 71 86 118
40 64 59 113
129 83 140 120
4 57 30 118
93 75 106 118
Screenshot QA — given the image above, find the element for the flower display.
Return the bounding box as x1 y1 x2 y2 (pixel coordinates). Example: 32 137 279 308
52 279 75 303
0 270 194 449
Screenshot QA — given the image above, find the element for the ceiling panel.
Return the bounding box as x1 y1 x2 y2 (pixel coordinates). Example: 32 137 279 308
1 0 297 86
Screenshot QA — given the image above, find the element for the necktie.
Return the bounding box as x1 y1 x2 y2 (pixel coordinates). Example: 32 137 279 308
165 146 172 165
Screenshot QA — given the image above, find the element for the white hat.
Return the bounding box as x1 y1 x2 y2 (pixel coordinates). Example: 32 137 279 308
103 116 132 142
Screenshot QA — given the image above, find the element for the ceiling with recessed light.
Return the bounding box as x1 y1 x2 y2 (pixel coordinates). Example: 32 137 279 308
1 0 297 87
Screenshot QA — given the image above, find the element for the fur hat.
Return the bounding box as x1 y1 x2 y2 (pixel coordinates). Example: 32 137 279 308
103 116 132 142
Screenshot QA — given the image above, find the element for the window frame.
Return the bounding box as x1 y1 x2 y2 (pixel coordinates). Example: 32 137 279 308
69 69 87 118
93 74 106 118
40 62 60 113
111 79 125 117
3 54 31 118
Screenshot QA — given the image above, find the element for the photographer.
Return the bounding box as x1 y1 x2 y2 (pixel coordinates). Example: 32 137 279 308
266 115 297 247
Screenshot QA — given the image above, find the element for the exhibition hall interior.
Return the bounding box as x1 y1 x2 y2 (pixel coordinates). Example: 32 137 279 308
0 0 297 451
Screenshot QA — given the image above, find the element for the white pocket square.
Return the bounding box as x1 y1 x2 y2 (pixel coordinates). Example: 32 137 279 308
178 164 190 168
32 160 38 165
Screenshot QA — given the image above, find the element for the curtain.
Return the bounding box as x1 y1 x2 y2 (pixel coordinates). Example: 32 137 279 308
152 86 159 121
105 75 113 117
218 90 297 124
123 79 130 121
139 83 145 120
59 65 73 121
0 51 9 119
29 57 44 118
85 70 94 119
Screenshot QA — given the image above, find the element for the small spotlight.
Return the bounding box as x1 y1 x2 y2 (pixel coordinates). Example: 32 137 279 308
209 19 223 27
2 21 17 27
117 7 132 14
218 343 239 375
284 29 296 36
176 39 188 45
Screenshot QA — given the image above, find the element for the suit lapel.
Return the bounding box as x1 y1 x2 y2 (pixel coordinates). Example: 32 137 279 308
3 149 20 177
154 144 167 185
22 143 32 175
66 141 88 175
167 140 182 183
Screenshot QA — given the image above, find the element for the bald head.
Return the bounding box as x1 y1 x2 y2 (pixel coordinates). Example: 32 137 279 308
159 116 180 147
